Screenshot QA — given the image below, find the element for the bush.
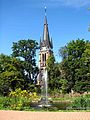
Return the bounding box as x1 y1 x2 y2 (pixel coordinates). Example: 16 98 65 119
0 88 39 110
9 88 39 110
0 96 11 109
68 94 90 110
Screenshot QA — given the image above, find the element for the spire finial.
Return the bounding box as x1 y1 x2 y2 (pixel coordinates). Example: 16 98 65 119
45 6 47 16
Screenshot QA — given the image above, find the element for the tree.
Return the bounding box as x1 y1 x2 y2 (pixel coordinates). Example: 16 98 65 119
12 39 39 86
0 54 24 95
59 39 90 93
74 42 90 92
46 55 61 92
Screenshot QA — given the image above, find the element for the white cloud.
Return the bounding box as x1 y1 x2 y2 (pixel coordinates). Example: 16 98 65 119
16 0 90 8
50 0 90 7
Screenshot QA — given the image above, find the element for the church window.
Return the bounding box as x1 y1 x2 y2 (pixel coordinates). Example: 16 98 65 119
45 53 46 61
42 54 44 62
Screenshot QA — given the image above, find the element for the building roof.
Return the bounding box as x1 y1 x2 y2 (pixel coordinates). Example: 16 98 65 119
40 8 53 49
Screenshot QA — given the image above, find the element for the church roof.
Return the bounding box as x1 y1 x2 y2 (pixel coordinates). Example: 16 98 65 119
40 8 53 49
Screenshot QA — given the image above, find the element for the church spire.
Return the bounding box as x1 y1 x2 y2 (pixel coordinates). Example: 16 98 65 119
43 6 49 41
39 7 53 70
40 7 53 49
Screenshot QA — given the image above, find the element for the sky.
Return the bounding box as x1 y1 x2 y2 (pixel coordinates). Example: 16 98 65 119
0 0 90 63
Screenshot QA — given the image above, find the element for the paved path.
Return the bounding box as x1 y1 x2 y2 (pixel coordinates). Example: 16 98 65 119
0 110 90 120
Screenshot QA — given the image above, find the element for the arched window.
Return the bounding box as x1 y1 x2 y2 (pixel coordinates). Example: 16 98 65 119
42 54 44 62
45 53 46 61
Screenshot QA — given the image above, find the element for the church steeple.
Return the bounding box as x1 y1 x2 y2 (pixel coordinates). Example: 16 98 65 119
37 7 54 101
40 7 53 49
39 7 53 69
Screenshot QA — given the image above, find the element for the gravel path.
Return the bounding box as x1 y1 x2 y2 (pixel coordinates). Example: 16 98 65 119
0 110 90 120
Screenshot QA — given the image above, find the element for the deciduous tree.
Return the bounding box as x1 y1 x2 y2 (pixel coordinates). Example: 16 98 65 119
0 54 24 95
12 39 39 85
59 39 90 92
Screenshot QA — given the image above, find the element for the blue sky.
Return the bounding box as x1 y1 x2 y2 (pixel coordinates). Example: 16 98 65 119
0 0 90 63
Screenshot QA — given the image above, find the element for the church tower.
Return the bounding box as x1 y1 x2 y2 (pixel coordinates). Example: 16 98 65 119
39 7 53 71
37 8 53 104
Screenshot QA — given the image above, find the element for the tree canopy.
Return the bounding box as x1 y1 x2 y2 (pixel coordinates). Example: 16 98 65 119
59 39 90 93
0 54 25 95
0 39 39 95
12 39 39 84
0 38 90 96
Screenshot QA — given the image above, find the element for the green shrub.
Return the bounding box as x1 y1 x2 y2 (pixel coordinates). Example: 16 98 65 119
84 93 90 98
69 95 90 110
0 96 11 109
8 88 39 110
0 88 39 110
